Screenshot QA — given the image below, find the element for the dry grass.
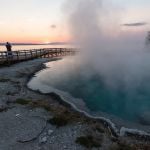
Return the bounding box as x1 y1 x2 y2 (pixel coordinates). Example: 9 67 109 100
28 99 83 127
29 100 52 111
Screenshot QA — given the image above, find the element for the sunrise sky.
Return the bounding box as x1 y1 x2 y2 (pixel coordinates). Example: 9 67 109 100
0 0 149 43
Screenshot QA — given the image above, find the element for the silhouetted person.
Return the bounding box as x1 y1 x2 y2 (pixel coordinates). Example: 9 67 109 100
5 42 12 57
6 42 12 52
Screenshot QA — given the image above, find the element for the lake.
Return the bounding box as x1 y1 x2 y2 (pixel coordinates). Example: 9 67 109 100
28 56 150 132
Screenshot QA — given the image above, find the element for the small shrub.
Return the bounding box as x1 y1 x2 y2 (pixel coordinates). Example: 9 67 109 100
48 115 70 127
0 107 8 112
15 98 31 105
6 92 18 96
76 135 102 148
0 78 10 82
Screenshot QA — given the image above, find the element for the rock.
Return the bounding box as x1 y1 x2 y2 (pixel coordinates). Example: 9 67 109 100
15 114 20 117
63 145 67 149
48 129 53 136
39 136 47 144
0 105 8 112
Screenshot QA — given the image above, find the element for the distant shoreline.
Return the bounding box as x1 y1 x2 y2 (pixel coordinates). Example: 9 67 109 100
0 42 72 46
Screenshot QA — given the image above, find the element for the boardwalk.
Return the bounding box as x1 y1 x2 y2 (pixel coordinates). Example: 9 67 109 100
0 48 76 65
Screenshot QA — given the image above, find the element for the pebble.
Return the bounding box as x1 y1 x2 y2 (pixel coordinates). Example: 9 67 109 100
39 136 47 144
48 129 53 136
63 145 67 149
15 114 20 117
37 146 42 150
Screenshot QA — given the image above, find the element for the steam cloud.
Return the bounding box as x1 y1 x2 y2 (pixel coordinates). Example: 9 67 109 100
63 0 150 91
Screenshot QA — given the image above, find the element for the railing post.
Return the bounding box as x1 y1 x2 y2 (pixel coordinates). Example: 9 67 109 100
25 51 27 59
43 49 45 58
35 50 37 57
30 50 33 58
5 52 8 63
16 51 19 61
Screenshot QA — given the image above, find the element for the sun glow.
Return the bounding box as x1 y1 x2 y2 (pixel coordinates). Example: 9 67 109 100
43 41 51 44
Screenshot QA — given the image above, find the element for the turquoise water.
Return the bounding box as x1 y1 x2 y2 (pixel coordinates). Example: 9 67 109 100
28 56 150 127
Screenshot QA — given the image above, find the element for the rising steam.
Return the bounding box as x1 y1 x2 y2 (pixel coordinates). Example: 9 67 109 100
63 0 150 91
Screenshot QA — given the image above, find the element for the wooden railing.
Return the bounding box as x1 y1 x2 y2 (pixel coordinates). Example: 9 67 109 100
0 48 77 65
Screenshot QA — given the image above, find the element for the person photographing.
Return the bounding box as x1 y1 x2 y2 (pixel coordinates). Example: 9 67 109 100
5 42 12 57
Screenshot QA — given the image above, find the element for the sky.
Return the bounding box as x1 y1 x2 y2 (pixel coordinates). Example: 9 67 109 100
0 0 149 43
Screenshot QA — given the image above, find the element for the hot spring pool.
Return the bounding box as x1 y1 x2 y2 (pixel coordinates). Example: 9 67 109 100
28 56 150 132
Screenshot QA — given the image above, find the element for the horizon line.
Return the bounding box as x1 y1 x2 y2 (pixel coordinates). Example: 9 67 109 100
0 42 73 46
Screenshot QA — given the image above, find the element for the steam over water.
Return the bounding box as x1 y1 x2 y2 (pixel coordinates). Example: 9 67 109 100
63 0 150 92
28 56 150 131
28 0 150 131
